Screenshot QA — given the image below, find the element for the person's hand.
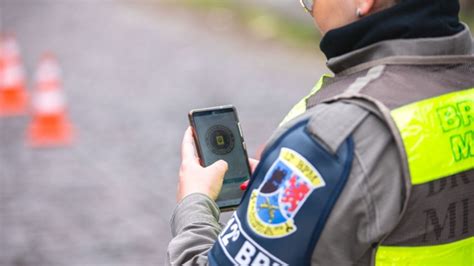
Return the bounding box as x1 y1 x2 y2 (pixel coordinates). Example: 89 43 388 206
177 127 228 202
240 158 259 191
249 158 259 173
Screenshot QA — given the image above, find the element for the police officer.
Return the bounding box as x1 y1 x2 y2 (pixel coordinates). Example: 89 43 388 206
168 0 474 264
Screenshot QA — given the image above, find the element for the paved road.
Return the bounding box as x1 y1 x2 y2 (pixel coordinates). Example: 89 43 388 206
0 0 326 265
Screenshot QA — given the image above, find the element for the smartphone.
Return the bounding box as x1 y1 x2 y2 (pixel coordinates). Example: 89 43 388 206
188 105 251 211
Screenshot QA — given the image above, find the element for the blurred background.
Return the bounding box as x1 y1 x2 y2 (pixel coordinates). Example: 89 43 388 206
0 1 473 265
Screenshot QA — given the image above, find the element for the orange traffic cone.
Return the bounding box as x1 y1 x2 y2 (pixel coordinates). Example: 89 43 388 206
27 53 74 147
0 34 29 116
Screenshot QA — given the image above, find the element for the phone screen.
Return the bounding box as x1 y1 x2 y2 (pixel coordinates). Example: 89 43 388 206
191 107 250 209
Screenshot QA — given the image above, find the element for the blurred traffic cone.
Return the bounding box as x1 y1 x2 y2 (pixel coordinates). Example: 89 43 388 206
27 53 74 147
0 34 29 116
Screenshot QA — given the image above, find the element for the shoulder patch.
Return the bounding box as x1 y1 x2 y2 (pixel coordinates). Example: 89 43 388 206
247 148 326 238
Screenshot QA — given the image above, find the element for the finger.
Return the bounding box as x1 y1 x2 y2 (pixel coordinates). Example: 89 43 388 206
248 158 259 173
240 180 249 191
255 144 265 160
209 160 228 177
181 127 199 162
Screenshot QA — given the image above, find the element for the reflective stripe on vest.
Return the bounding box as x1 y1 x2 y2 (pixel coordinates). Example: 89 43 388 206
376 236 474 266
376 88 474 265
391 88 474 185
279 74 331 127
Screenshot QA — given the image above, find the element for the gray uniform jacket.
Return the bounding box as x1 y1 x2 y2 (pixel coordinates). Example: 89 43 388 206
167 26 474 265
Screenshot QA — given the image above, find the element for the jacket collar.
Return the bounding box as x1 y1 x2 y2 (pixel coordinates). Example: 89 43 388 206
327 25 474 75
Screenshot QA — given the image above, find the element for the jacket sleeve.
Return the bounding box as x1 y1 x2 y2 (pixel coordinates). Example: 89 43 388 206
306 101 405 265
166 193 221 266
251 101 404 265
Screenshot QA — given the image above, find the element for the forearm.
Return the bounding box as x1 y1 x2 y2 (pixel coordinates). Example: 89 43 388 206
167 193 222 266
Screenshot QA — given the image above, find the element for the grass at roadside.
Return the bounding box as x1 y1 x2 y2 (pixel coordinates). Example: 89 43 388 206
461 12 474 30
175 0 320 49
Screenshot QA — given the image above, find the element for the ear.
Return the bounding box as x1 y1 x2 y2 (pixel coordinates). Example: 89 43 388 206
357 0 376 16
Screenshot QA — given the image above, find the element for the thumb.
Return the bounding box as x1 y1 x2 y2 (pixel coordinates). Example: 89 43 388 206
209 160 228 176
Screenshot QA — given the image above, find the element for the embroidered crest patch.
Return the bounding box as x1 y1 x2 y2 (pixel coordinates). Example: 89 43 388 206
247 147 326 238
